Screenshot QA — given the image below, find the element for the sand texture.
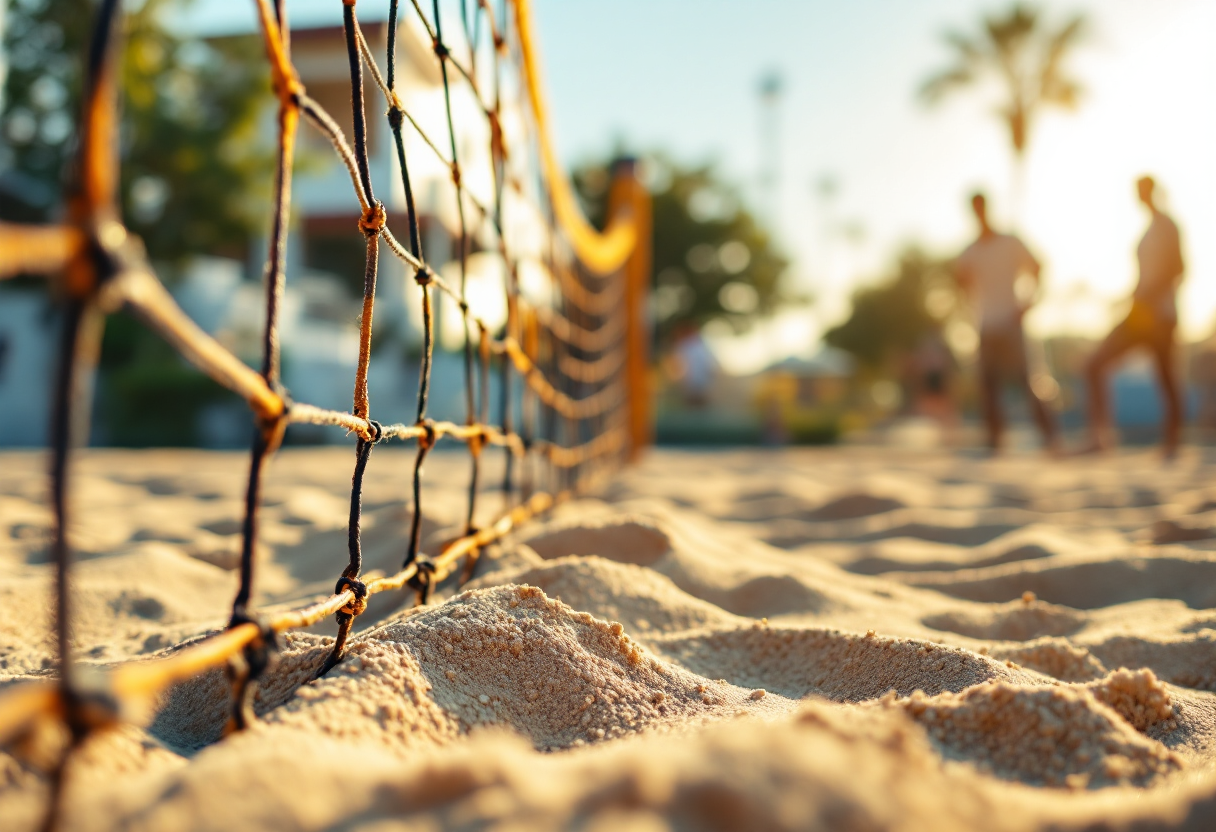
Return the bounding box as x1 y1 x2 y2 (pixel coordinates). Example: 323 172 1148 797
5 446 1216 829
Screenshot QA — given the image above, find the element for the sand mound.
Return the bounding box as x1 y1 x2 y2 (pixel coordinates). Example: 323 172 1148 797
841 524 1111 575
990 639 1109 682
888 676 1184 788
365 585 785 750
472 554 743 637
847 541 1056 575
1085 668 1177 733
652 626 1039 700
856 521 1023 546
149 631 334 752
8 702 1023 832
1145 518 1216 545
522 516 672 566
719 493 813 522
760 513 1028 550
904 552 1216 610
802 492 906 521
10 447 1216 830
1087 633 1216 692
923 596 1087 641
142 582 787 759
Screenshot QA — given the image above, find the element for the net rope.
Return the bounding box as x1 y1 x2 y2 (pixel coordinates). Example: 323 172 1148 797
0 0 649 825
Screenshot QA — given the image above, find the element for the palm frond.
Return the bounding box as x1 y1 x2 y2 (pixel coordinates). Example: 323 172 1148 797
919 66 976 105
1041 77 1081 109
1039 13 1086 105
919 2 1086 152
942 30 984 66
985 3 1039 64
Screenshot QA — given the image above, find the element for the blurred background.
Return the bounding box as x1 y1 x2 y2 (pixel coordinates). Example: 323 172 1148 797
1 0 1213 450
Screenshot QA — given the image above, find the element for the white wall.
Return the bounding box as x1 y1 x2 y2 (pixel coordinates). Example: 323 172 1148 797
0 289 55 447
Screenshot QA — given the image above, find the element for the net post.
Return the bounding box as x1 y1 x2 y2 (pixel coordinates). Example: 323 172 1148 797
608 158 652 461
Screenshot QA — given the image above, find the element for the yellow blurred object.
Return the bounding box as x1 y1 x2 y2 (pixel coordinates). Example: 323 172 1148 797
514 0 640 275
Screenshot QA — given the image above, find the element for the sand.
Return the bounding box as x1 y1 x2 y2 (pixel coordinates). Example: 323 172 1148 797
4 445 1216 829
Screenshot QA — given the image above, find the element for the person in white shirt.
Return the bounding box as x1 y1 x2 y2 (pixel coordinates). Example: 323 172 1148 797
955 192 1059 453
672 322 717 408
1084 176 1185 457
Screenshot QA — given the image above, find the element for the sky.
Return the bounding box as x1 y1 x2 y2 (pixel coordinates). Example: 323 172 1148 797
187 0 1216 374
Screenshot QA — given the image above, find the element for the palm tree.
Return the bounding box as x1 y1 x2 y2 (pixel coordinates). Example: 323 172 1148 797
920 3 1086 222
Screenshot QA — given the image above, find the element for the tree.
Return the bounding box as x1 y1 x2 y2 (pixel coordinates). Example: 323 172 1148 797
1 0 271 264
920 3 1085 217
574 153 790 346
1 0 273 445
119 2 272 265
824 248 954 372
0 0 92 223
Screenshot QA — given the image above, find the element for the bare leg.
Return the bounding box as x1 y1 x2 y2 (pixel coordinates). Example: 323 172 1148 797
1084 325 1136 452
1149 329 1182 458
979 361 1003 451
1016 369 1059 451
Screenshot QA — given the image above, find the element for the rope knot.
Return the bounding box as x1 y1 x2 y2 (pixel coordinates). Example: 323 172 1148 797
415 268 433 287
450 162 462 187
256 383 290 451
61 669 123 742
224 609 280 733
387 105 404 130
228 609 280 681
365 418 383 444
468 426 487 457
359 201 386 237
488 111 506 161
335 575 369 618
407 558 437 605
417 418 437 451
432 39 449 60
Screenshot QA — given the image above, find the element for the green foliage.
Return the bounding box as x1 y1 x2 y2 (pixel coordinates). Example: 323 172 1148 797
1 0 272 262
98 311 234 446
120 1 272 264
824 249 953 372
573 153 789 345
2 0 272 445
0 0 92 221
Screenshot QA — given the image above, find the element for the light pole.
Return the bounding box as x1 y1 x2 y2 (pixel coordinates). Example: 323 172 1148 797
758 70 784 232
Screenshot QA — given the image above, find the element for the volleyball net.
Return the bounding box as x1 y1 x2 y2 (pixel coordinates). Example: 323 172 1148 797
0 0 651 820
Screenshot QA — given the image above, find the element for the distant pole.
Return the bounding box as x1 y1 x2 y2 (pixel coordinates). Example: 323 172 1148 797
608 158 653 460
758 71 784 232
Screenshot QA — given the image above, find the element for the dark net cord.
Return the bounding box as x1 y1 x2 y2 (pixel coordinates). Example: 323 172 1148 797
0 1 650 829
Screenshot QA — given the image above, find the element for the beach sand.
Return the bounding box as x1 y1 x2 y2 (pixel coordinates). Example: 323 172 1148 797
4 445 1216 830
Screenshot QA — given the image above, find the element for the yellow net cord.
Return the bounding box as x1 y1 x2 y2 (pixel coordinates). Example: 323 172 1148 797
514 0 639 275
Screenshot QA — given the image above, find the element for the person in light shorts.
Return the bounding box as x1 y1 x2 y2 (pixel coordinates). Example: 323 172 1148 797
1084 176 1185 457
955 192 1059 453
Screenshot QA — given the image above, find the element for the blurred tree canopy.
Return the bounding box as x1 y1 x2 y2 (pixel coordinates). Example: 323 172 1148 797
824 249 956 372
1 0 271 264
1 0 272 445
573 153 791 345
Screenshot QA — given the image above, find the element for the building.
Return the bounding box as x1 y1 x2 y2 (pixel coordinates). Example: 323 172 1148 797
0 16 505 446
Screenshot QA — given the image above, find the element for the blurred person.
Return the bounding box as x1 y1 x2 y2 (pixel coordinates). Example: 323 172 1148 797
1084 176 1185 457
906 330 959 438
670 322 718 408
955 192 1059 453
